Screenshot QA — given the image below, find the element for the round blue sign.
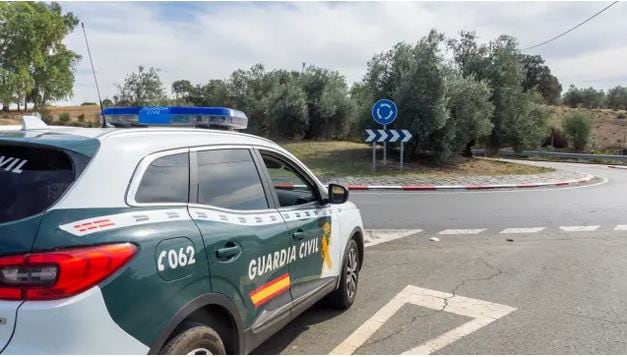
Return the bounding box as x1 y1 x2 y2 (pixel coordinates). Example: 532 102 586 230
371 99 398 125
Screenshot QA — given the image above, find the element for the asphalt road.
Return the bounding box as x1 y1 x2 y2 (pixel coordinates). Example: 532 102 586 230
255 161 627 354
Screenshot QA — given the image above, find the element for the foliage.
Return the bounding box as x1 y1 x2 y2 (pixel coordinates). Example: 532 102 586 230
77 113 85 122
114 65 166 106
444 74 494 158
270 74 308 138
562 85 606 108
607 86 627 110
0 2 80 109
562 111 592 151
519 54 562 105
449 33 549 153
58 112 70 122
102 98 114 107
80 102 96 106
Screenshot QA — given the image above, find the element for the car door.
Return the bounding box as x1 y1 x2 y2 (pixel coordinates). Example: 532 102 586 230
256 149 340 311
188 147 293 336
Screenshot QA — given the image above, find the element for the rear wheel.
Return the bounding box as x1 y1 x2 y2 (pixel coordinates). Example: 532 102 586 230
161 322 226 355
326 238 360 309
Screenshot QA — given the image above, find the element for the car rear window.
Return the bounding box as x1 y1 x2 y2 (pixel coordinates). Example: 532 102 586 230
0 144 76 224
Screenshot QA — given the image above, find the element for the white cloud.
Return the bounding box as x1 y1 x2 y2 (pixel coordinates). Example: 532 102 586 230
60 1 627 104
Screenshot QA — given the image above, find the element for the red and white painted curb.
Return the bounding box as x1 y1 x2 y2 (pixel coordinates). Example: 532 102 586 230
608 165 627 170
341 174 597 191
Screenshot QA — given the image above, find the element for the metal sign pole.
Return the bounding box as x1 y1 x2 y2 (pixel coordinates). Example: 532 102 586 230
383 124 387 164
372 141 376 173
400 142 404 172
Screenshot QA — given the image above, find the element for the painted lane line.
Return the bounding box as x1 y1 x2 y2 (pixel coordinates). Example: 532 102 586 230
364 229 423 248
500 227 546 234
559 225 600 232
439 228 486 235
330 285 516 355
615 225 627 231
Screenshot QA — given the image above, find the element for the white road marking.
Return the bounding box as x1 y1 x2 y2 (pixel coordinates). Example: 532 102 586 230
364 229 423 248
615 225 627 231
439 228 486 235
330 285 516 355
500 227 545 234
559 225 600 232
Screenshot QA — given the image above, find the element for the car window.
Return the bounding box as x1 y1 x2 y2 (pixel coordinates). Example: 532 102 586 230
196 149 268 210
0 144 76 223
261 153 317 207
135 152 189 204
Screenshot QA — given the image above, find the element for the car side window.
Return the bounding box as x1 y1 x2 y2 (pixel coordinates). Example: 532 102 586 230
196 149 269 210
136 152 189 204
261 153 318 208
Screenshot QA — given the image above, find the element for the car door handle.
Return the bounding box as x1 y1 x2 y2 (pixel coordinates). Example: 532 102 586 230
292 230 306 241
216 245 241 260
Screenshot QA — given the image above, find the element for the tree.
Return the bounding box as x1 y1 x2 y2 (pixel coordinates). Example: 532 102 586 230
450 33 549 152
270 75 308 138
171 80 193 103
114 65 166 106
0 2 80 109
301 65 356 139
519 54 562 105
444 74 494 157
607 86 627 110
562 111 592 151
362 31 450 159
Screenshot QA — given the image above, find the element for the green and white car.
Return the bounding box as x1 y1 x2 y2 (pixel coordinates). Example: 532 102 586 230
0 109 364 354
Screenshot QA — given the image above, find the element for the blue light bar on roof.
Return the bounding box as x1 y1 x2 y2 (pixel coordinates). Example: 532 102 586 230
102 106 248 129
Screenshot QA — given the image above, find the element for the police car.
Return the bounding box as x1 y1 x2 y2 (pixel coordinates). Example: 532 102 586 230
0 107 364 354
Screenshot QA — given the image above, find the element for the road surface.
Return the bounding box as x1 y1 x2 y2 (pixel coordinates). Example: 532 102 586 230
255 161 627 354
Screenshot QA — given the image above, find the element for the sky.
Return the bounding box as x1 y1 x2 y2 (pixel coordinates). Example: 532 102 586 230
60 1 627 105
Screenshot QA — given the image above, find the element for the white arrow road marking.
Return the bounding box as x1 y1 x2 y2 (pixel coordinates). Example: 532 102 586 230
615 225 627 231
439 228 486 235
560 225 600 232
500 227 546 234
364 229 423 248
330 285 516 355
401 129 413 142
389 130 400 142
377 129 388 142
365 129 376 142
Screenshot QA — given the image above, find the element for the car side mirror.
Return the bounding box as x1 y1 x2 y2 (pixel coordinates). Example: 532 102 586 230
328 184 349 204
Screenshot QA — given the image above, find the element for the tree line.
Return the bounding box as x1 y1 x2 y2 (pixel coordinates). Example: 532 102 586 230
562 85 627 110
120 30 561 160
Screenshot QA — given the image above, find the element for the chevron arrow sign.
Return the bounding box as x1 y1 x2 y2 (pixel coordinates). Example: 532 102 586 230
364 129 414 143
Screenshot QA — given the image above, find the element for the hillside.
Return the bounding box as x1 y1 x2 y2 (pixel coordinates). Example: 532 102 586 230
549 106 627 153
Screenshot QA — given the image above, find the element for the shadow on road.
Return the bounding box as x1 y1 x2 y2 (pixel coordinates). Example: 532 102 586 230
252 301 344 354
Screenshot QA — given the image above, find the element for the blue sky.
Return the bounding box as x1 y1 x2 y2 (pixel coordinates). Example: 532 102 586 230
61 1 627 104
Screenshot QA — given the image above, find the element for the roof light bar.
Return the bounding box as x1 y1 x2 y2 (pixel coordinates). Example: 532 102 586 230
102 106 248 130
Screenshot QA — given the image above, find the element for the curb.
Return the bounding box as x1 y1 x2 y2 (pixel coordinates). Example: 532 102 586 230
608 165 627 170
341 174 597 191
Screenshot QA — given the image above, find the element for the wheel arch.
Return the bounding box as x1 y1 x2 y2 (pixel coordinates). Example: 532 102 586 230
148 293 245 354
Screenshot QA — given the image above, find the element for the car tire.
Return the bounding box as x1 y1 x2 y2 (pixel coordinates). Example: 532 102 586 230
326 238 360 309
161 322 226 355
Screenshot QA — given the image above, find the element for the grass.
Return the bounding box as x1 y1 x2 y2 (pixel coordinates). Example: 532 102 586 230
280 140 552 178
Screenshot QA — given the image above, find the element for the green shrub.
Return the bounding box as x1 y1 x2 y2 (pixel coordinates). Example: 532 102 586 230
562 111 592 151
80 102 96 106
58 112 71 122
617 112 626 119
77 113 85 122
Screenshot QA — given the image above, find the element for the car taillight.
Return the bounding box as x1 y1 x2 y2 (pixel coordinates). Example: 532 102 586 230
0 243 137 301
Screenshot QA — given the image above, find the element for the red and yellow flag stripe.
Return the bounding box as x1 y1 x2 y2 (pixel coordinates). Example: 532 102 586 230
249 273 291 307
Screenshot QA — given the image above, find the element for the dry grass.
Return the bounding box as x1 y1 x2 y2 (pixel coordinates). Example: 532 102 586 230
281 140 552 177
0 105 101 126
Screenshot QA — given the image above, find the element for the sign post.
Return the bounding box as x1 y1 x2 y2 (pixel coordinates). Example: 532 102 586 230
371 99 398 172
364 129 413 172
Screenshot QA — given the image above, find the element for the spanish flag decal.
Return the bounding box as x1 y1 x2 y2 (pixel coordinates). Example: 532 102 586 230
249 273 291 307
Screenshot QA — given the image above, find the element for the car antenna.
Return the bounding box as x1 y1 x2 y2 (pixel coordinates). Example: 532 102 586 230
81 22 107 128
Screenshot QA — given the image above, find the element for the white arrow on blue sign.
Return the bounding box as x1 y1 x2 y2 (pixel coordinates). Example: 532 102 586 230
371 99 398 125
365 129 413 143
